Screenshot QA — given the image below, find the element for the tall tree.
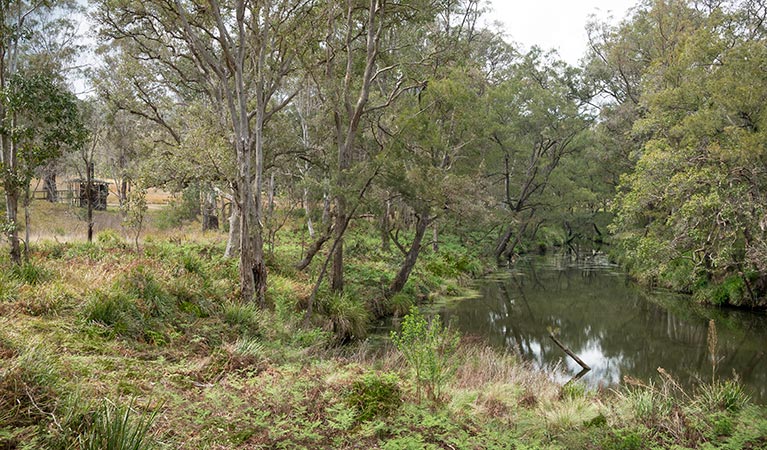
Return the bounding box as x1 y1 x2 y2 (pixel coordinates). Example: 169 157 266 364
611 0 767 307
489 50 590 261
0 0 84 263
96 0 317 305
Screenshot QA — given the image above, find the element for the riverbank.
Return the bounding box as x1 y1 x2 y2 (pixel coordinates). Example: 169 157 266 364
1 230 766 448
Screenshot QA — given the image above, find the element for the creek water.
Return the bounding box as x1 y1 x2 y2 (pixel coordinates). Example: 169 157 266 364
414 254 767 402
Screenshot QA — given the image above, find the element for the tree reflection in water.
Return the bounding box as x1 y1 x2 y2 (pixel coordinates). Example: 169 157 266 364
440 254 767 403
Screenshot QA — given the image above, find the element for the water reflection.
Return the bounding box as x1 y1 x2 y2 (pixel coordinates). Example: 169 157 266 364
440 254 767 402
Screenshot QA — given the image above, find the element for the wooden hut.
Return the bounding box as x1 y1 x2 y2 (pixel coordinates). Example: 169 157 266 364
68 179 110 210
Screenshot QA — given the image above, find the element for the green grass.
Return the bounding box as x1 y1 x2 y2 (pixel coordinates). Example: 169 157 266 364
1 203 766 449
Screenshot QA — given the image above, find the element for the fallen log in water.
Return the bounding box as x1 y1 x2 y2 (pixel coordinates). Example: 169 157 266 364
549 333 591 371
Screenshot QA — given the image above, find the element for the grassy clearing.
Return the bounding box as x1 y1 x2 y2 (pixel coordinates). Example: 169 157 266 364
1 203 765 448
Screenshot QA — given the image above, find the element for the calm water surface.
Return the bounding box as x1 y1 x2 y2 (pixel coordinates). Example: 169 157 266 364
437 254 767 402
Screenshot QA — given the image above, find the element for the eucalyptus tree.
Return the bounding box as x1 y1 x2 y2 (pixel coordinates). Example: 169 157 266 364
382 67 488 295
488 50 591 261
304 0 483 292
0 0 86 264
95 0 319 305
610 0 767 306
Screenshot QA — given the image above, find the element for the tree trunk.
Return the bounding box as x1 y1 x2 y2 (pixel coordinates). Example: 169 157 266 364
303 187 314 238
321 190 330 225
5 189 21 264
237 133 257 303
119 178 129 207
388 209 431 296
86 162 94 242
23 186 31 262
381 197 390 252
432 220 439 253
43 170 57 202
225 202 240 258
331 195 346 292
202 188 219 231
296 229 331 271
494 224 515 261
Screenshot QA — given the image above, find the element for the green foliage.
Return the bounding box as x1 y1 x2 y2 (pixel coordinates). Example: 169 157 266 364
122 266 175 319
81 400 157 450
560 382 586 401
65 242 106 260
710 276 746 307
319 292 369 342
606 428 646 450
8 261 50 285
222 302 261 338
696 379 750 413
122 186 148 251
346 372 402 422
155 186 200 230
385 292 414 318
96 229 126 248
608 1 767 307
390 307 460 402
82 291 143 338
619 384 672 422
0 343 62 429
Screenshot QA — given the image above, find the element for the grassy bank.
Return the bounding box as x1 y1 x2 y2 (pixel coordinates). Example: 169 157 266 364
1 203 766 449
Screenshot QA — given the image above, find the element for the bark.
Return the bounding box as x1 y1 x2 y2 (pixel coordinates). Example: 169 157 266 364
321 190 330 225
329 0 387 293
502 213 534 262
432 220 439 253
303 168 378 324
202 188 219 231
303 187 315 238
381 197 390 252
388 210 431 296
43 170 57 202
549 333 591 371
5 189 21 264
86 162 94 243
296 226 331 271
331 195 346 292
224 202 240 258
23 186 30 262
494 224 515 261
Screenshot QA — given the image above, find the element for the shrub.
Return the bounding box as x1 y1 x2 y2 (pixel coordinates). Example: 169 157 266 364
390 306 460 402
560 382 586 400
122 266 175 319
96 229 126 248
155 186 199 230
385 293 413 318
68 242 105 259
619 383 672 422
346 372 402 422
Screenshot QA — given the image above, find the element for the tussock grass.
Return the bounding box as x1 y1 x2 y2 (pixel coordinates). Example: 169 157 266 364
81 399 158 450
2 202 765 449
318 292 370 343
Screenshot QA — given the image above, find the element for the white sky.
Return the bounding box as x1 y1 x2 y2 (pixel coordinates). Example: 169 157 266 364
484 0 639 65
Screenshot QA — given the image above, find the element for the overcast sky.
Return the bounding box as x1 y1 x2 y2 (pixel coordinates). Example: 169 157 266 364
484 0 639 65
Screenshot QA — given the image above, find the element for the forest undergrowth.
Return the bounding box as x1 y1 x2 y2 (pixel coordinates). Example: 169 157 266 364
1 203 766 449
